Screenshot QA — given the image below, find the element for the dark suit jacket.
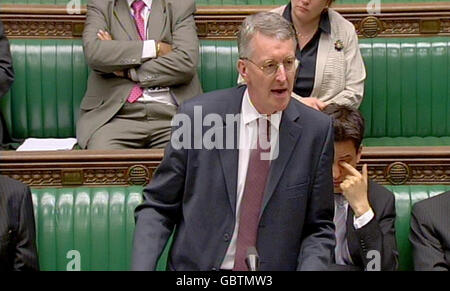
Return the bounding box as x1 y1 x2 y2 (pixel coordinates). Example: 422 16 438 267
0 20 14 99
77 0 202 148
0 175 39 271
410 191 450 270
345 180 398 271
0 19 15 149
132 85 336 271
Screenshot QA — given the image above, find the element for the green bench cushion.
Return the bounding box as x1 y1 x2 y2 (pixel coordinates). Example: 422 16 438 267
3 37 450 145
363 136 450 147
385 185 450 270
359 37 450 141
30 184 450 271
31 186 142 271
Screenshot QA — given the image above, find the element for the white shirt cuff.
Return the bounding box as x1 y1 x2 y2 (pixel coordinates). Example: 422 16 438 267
142 40 156 59
353 208 374 229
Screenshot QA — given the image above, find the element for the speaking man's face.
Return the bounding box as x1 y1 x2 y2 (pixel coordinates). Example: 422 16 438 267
238 32 296 115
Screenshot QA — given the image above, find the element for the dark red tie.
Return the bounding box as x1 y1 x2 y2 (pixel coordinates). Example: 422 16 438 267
233 118 271 271
127 0 146 103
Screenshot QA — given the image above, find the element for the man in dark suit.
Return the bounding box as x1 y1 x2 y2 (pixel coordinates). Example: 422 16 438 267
78 0 202 149
132 12 336 271
0 175 39 271
323 104 398 271
410 192 450 270
0 19 15 149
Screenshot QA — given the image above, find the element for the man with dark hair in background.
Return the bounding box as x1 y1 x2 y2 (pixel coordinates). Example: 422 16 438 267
0 19 16 149
323 103 398 271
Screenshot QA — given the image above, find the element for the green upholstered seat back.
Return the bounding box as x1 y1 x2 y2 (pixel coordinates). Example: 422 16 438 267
359 37 450 140
3 37 450 143
30 186 173 271
31 184 449 271
1 39 88 139
31 186 142 271
385 185 450 271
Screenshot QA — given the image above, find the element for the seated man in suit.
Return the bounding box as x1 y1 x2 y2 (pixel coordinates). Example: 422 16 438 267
132 12 336 271
77 0 202 149
323 103 398 271
0 175 39 271
410 191 450 270
0 19 15 149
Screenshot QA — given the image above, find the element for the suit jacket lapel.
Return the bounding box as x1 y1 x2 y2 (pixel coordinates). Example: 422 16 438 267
259 102 303 219
217 86 246 216
310 32 330 98
113 0 140 40
147 0 165 41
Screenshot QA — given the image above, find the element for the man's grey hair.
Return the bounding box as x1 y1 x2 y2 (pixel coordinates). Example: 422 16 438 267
238 12 297 59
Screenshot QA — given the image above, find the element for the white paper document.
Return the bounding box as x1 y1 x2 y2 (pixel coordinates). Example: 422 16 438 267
16 138 77 151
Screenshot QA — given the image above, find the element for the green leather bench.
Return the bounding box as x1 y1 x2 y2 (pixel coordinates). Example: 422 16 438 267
30 184 450 271
2 37 450 146
31 186 169 271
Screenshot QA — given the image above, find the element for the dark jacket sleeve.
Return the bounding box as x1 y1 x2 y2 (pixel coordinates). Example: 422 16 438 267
13 185 40 271
0 20 14 98
409 200 448 271
131 103 187 270
297 118 336 270
354 183 398 271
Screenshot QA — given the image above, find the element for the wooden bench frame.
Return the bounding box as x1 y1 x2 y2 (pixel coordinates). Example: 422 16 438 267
1 147 450 187
1 3 450 39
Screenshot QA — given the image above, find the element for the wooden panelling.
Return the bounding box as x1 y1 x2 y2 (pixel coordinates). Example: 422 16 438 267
1 3 450 39
2 147 450 187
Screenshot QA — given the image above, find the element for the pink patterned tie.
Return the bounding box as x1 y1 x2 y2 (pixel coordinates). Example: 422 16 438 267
127 0 147 103
233 118 271 271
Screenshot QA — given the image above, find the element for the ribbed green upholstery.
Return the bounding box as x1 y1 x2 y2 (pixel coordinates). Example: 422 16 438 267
30 186 171 271
198 39 239 92
30 184 449 270
31 186 143 271
3 37 450 145
1 0 448 5
359 37 450 146
0 39 88 139
385 185 450 271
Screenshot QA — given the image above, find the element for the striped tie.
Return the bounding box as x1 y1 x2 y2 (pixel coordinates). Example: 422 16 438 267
233 118 271 271
127 0 146 103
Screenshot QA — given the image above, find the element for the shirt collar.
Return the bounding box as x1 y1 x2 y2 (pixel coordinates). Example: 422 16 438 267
282 2 331 35
127 0 152 9
241 89 282 130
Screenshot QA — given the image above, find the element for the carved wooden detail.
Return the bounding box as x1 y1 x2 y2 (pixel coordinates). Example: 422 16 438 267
0 149 163 188
2 147 450 187
1 4 450 39
359 146 450 185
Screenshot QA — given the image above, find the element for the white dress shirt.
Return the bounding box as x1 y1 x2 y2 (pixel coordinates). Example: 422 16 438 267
127 0 173 105
220 89 282 270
